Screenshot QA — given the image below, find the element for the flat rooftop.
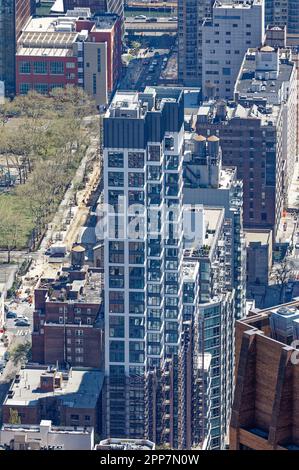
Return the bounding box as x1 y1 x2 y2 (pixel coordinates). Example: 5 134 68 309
1 422 93 436
184 207 224 259
4 366 104 409
244 229 272 246
38 265 103 305
17 46 73 58
236 48 294 106
107 87 183 119
96 438 155 450
214 0 263 8
182 261 198 282
219 167 237 190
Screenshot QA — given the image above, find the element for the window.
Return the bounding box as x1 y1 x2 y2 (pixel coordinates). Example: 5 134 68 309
108 152 124 168
109 316 125 338
129 341 144 363
19 83 31 94
109 340 125 362
34 83 48 94
109 291 124 313
128 152 144 168
19 61 31 74
128 172 144 188
108 172 124 187
97 48 101 73
109 266 124 289
66 62 75 68
222 68 231 76
59 316 64 324
129 317 144 339
33 62 47 74
50 61 64 75
71 415 79 421
75 330 83 336
93 73 97 94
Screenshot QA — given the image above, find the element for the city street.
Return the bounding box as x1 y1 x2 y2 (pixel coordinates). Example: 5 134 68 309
120 46 175 91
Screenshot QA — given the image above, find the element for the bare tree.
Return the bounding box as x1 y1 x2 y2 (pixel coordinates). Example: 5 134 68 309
272 257 294 303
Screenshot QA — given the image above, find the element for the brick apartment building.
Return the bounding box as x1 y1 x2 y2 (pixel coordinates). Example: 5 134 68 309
32 246 104 369
16 10 122 107
230 301 299 450
196 48 297 237
2 366 104 432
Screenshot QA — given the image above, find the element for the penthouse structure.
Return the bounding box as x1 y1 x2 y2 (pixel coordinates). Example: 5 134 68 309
196 47 297 237
16 10 122 107
32 246 104 369
230 301 299 450
201 0 264 100
103 87 185 439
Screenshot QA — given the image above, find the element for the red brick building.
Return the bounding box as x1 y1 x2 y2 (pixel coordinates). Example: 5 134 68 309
16 11 122 107
32 249 104 369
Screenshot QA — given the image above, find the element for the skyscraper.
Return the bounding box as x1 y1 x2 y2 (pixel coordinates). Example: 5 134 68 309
102 87 185 438
201 0 264 100
265 0 299 34
0 0 33 96
178 0 213 87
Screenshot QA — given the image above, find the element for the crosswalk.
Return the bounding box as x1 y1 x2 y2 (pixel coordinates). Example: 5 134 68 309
15 330 28 337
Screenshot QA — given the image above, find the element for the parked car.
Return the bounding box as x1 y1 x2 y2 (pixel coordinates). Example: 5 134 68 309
15 320 30 327
6 311 17 319
15 314 29 322
296 243 299 249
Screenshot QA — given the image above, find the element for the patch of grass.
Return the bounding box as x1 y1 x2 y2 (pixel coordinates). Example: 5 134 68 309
0 192 34 249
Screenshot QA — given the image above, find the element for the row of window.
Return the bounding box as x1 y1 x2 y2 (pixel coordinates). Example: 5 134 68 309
19 83 65 94
19 61 74 75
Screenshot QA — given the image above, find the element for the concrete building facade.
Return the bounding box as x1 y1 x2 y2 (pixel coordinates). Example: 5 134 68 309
201 0 264 100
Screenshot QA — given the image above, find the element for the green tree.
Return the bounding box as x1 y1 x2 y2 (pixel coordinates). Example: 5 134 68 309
0 206 21 263
10 341 32 366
